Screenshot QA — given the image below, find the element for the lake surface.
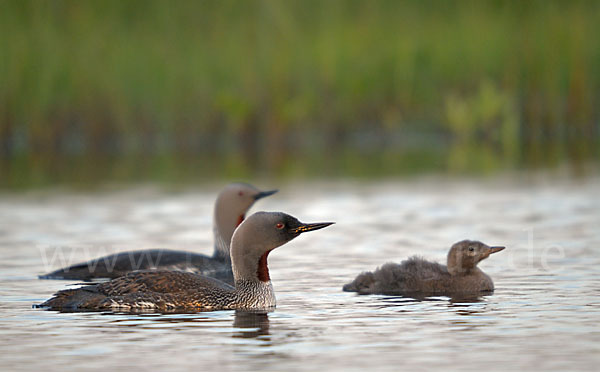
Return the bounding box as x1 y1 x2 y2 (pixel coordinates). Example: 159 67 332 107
1 177 599 371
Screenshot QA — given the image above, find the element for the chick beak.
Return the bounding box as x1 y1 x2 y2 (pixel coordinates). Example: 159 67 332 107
489 246 506 254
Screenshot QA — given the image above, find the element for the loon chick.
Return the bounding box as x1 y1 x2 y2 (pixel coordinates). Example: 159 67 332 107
39 183 277 283
37 212 333 312
343 240 505 296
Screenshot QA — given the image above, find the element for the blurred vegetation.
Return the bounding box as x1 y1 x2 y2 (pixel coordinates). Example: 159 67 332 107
0 0 598 188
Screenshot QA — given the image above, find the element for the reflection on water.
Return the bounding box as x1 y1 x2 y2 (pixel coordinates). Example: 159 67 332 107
372 293 490 303
1 178 599 371
233 311 271 341
103 311 271 341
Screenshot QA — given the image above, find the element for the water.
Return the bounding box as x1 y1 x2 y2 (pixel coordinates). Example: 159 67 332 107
1 178 599 371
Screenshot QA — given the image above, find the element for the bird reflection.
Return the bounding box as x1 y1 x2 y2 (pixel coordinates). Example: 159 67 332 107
447 293 487 304
101 309 272 341
445 294 492 326
378 292 488 303
232 310 270 340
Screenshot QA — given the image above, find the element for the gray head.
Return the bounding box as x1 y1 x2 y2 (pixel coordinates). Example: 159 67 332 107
213 183 278 259
230 212 333 283
446 240 505 275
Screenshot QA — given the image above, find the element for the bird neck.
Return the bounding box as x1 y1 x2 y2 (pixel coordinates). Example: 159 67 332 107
447 250 477 276
234 279 276 308
212 212 245 262
231 245 272 283
447 264 478 276
229 223 277 308
212 223 231 261
256 250 272 281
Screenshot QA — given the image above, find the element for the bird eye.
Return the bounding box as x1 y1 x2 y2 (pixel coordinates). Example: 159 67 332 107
275 223 285 229
468 247 475 252
238 191 244 196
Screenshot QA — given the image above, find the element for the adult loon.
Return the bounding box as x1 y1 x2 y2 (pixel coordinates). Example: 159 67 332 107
343 240 505 296
37 212 333 312
39 183 277 284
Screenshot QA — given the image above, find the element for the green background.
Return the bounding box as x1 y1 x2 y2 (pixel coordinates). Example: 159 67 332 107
1 0 598 188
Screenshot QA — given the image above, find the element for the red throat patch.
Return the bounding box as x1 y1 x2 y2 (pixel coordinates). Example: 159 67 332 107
236 215 245 227
257 251 271 282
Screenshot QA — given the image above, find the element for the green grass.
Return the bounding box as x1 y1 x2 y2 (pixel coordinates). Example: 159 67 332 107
0 0 599 188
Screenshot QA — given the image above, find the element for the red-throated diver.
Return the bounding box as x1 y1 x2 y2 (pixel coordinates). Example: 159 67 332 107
343 240 505 296
37 212 333 312
39 183 277 284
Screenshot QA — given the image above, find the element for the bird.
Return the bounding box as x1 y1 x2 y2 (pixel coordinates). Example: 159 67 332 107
36 212 334 312
38 183 277 284
343 240 505 296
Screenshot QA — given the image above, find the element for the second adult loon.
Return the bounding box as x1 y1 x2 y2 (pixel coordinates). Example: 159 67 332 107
39 183 277 284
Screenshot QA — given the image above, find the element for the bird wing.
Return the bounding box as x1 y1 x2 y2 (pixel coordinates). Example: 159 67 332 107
96 270 234 296
40 249 220 281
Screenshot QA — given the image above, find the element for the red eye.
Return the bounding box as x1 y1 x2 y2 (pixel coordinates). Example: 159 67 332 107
276 223 284 229
238 191 244 196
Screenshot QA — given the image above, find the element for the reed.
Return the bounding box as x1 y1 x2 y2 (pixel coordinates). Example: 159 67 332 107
1 0 598 187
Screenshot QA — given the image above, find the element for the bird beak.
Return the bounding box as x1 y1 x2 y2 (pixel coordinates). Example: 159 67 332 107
254 189 278 200
292 222 335 234
489 246 505 254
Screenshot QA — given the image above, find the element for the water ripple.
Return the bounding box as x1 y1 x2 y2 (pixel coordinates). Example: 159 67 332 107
1 179 599 371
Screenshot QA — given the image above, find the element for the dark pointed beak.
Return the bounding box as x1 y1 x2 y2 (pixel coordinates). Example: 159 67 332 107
292 222 335 234
254 189 278 200
489 246 505 254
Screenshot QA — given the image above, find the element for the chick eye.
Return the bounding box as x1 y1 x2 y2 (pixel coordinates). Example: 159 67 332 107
468 247 475 252
275 223 285 229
